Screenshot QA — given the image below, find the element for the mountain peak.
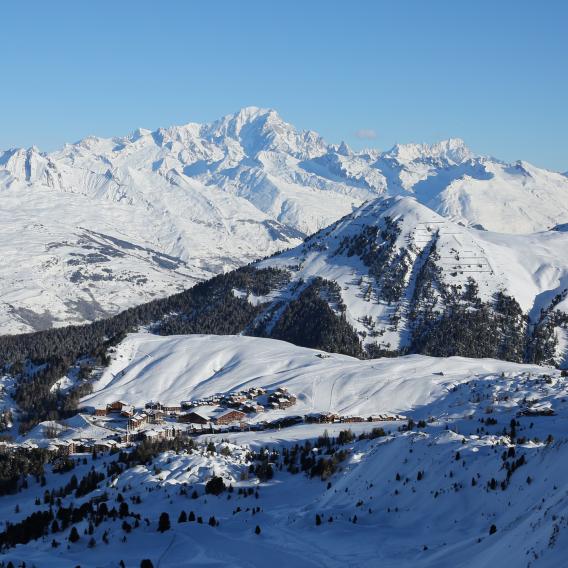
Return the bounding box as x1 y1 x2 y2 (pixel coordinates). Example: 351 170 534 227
387 137 473 164
202 106 326 159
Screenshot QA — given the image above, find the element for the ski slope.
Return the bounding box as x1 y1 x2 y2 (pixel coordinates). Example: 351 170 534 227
82 333 548 420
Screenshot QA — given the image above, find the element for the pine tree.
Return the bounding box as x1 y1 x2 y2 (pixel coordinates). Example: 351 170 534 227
188 511 196 522
178 510 187 523
205 476 226 496
158 512 170 532
119 502 129 518
315 514 322 526
68 526 80 543
255 525 261 535
489 524 497 535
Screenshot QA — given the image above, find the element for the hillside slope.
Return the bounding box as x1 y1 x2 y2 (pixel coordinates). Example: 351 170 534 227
253 196 568 365
81 332 543 416
1 333 567 567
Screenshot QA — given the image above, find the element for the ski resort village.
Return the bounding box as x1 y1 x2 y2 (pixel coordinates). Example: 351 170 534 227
4 335 408 458
0 333 567 567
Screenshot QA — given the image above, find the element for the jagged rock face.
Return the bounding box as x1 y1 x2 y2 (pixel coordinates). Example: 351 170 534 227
1 107 568 333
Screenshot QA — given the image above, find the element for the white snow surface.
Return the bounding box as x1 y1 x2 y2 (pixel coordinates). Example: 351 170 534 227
1 107 567 333
4 332 568 567
82 332 545 420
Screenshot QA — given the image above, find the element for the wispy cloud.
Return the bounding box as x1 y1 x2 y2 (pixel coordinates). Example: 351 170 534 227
354 128 377 140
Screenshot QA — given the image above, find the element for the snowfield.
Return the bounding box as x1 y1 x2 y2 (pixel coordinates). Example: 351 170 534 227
82 333 547 420
1 333 568 567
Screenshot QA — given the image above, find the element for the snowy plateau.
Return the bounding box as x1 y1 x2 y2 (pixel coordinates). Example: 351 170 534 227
1 106 568 334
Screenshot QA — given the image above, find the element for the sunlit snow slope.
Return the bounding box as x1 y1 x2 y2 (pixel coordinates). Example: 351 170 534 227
81 332 545 418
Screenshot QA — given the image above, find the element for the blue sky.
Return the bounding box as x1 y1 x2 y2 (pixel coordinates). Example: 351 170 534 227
1 0 566 170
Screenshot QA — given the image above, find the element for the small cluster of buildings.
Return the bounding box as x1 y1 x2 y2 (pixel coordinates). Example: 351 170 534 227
91 387 298 434
304 411 405 424
90 389 403 437
0 436 127 457
177 386 298 429
182 386 297 414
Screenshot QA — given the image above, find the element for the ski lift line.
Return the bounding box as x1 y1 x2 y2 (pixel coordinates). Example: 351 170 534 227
439 257 490 260
448 270 493 274
440 254 487 260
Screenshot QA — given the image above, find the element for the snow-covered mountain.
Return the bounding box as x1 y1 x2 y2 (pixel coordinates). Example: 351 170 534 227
1 106 567 334
254 196 568 366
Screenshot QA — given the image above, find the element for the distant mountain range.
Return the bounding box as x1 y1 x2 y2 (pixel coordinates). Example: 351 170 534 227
1 106 567 334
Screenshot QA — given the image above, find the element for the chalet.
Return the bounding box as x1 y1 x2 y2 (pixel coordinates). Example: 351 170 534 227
142 427 178 441
341 416 365 423
120 405 135 418
162 405 182 414
241 402 264 414
269 415 303 428
108 401 129 412
72 439 90 453
222 394 247 407
178 411 209 425
94 441 112 453
215 410 247 426
147 409 165 424
305 412 338 424
128 412 148 430
248 386 266 397
55 440 75 455
145 401 162 410
368 414 401 422
94 407 108 417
